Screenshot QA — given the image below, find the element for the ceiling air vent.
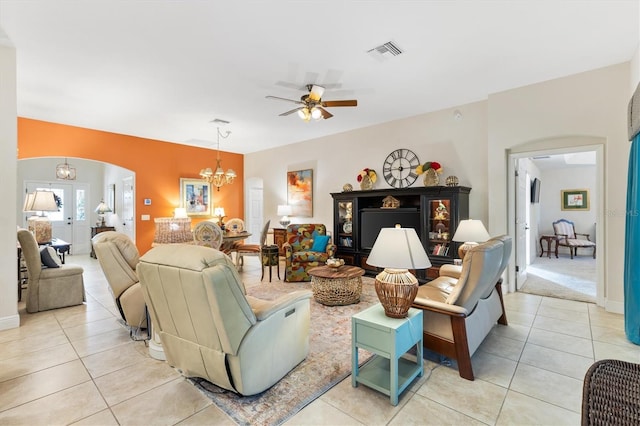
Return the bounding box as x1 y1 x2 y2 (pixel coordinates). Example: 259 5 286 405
367 41 403 61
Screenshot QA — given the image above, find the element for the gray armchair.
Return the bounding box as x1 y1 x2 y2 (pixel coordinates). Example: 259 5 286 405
412 236 511 380
92 231 147 329
17 229 85 313
137 244 312 396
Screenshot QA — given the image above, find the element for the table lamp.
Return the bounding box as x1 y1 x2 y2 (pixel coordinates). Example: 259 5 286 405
26 191 59 244
452 219 490 260
214 207 226 227
95 200 113 226
174 207 188 218
366 225 432 318
277 205 293 228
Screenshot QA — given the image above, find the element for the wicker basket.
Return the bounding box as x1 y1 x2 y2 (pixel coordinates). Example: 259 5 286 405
582 359 640 425
311 276 362 306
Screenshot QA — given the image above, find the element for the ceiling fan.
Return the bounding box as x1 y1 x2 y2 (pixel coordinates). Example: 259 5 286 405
266 84 357 121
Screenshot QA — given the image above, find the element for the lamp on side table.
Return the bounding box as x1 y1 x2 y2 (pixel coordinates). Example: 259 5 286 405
452 219 490 260
366 225 431 318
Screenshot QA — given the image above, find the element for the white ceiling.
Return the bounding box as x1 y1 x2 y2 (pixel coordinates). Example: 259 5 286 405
0 1 638 154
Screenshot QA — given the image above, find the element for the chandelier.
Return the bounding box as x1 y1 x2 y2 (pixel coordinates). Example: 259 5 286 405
55 158 76 180
199 127 236 191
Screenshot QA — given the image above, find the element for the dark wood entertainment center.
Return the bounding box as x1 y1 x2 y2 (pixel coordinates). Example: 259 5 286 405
331 186 470 282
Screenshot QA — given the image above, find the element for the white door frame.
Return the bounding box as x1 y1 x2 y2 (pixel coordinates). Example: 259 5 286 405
507 142 605 306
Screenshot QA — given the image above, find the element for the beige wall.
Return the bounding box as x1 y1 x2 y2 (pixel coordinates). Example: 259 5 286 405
488 63 629 312
0 34 19 330
248 61 630 313
246 100 489 232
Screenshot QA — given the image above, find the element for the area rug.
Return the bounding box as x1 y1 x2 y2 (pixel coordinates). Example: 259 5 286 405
519 255 596 303
190 276 379 426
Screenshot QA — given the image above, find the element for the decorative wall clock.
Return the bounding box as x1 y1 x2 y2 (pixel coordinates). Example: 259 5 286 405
382 149 420 188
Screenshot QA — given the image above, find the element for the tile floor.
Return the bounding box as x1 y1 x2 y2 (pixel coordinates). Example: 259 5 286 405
0 254 636 425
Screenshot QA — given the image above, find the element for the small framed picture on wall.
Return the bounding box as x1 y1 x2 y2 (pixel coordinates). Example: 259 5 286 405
180 178 212 216
561 189 589 211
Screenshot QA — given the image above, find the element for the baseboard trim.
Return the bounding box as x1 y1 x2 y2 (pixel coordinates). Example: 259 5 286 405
605 299 624 315
0 314 20 331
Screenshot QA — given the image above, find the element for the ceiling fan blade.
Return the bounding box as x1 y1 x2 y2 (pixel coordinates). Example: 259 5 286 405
322 99 358 107
279 107 303 117
308 85 325 102
266 95 304 105
318 107 333 119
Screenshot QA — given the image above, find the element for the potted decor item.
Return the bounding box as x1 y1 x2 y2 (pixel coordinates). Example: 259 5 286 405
357 168 377 190
415 161 443 187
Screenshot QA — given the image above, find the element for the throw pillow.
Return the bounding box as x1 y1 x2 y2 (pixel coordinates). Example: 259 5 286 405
40 246 62 268
310 232 330 252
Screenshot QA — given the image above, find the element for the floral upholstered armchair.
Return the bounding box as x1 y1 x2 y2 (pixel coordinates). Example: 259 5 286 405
284 224 336 282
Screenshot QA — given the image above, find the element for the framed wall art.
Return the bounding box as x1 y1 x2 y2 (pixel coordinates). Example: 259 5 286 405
561 189 589 211
108 183 116 214
287 169 313 217
180 178 212 216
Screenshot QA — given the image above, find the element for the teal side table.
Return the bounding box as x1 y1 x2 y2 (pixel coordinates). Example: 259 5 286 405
351 303 423 405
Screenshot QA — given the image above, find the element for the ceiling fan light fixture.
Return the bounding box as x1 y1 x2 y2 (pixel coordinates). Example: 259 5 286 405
267 85 357 121
298 107 311 121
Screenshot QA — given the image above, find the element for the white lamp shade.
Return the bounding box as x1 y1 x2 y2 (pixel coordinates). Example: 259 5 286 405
214 207 225 217
452 219 490 243
366 227 431 270
277 205 293 216
31 191 59 212
95 201 112 214
174 207 188 218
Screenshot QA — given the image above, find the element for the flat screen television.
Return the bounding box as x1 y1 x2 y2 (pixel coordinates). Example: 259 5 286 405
531 178 541 203
360 208 421 250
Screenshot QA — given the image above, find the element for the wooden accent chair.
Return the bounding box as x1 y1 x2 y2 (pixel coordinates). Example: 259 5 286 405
234 220 270 271
552 219 596 259
193 220 224 250
412 235 511 380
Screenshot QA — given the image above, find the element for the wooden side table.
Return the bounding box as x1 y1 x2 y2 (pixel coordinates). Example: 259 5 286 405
539 235 558 258
261 244 280 282
272 228 286 256
352 304 423 405
90 226 115 258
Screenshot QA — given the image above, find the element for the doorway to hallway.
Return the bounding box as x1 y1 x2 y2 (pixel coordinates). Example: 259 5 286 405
508 143 603 305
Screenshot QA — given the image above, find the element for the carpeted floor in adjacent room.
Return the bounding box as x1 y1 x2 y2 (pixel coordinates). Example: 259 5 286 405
519 254 596 303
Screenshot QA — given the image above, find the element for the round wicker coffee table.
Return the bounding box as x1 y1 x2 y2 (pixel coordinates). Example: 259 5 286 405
308 265 365 306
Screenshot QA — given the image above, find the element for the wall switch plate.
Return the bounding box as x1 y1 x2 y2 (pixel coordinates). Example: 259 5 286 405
141 214 150 221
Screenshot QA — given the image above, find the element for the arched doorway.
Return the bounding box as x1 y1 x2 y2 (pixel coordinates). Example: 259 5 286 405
507 137 605 306
18 157 135 254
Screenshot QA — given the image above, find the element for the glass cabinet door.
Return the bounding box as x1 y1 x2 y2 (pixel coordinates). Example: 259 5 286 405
427 199 452 257
337 201 353 248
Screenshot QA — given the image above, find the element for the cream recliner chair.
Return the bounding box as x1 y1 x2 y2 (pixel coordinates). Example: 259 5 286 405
137 244 312 396
92 231 147 329
17 229 85 313
412 237 509 380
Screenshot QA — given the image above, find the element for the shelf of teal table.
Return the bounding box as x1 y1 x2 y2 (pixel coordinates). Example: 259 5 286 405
351 303 423 405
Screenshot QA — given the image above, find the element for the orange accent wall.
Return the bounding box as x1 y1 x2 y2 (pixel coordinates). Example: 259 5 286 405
17 118 244 253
